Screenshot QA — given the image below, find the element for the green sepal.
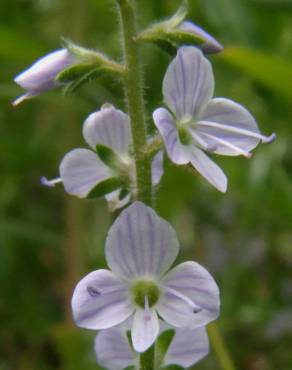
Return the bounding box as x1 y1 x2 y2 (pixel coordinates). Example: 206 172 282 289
96 144 120 168
56 63 97 83
155 329 175 368
162 365 185 370
119 188 130 201
62 67 100 95
166 0 188 29
87 177 124 199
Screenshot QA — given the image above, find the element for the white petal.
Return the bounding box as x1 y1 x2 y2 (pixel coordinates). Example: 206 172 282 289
151 150 164 185
105 201 179 279
132 308 159 352
163 46 214 118
157 261 220 328
14 49 74 92
105 189 131 211
189 146 227 192
95 327 136 370
71 269 134 330
197 98 272 156
164 326 209 368
179 21 223 54
153 107 190 165
59 148 112 197
83 105 131 154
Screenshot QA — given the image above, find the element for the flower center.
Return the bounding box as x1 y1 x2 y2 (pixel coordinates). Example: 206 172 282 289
177 117 193 145
131 279 160 308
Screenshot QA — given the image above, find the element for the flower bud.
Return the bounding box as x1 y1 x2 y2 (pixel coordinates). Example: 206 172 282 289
13 49 75 106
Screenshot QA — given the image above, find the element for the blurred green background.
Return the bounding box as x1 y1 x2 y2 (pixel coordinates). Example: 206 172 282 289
1 0 292 369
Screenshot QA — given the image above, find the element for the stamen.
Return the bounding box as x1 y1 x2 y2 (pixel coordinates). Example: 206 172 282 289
198 120 276 144
144 296 151 321
12 94 30 107
40 176 62 187
164 286 202 314
190 130 217 152
201 132 252 158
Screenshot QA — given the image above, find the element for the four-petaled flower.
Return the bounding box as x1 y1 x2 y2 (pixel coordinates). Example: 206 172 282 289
41 104 163 210
95 320 209 370
13 49 75 106
71 202 220 352
153 46 275 192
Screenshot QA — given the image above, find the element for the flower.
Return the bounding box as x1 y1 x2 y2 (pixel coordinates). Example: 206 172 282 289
95 321 209 370
153 46 276 192
178 21 223 54
71 202 220 352
13 49 75 106
41 105 163 210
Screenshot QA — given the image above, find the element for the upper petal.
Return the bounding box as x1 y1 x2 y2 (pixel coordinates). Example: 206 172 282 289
14 49 74 93
157 261 220 328
59 148 113 197
153 107 190 165
94 326 136 370
197 98 272 156
164 326 209 368
189 146 227 192
83 105 131 155
179 21 223 54
151 150 164 186
105 201 180 279
132 308 159 353
71 269 134 330
163 46 214 119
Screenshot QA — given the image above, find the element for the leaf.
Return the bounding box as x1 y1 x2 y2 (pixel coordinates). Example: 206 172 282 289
96 144 120 168
162 365 185 370
155 329 175 368
87 177 124 199
220 47 292 100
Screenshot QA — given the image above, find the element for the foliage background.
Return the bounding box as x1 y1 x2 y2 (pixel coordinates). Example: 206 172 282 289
1 0 292 369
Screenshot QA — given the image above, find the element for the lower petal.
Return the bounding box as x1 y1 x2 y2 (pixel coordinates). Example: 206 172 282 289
189 146 227 192
132 308 159 353
151 150 164 186
71 269 134 330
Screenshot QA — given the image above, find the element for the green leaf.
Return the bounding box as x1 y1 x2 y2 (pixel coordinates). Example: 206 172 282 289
96 144 120 168
220 47 292 100
119 188 130 201
162 366 185 370
155 329 175 368
56 64 97 82
87 177 124 199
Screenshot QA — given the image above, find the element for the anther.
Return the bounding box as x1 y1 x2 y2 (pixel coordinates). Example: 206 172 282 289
40 176 62 187
261 133 276 144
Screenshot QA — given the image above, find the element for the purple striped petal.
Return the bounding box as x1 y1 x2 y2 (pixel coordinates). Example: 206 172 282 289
164 325 209 367
83 105 131 155
157 261 220 328
94 326 137 370
153 107 190 165
163 46 214 119
196 98 273 156
14 49 74 95
59 148 113 197
179 21 223 54
105 202 179 279
132 308 159 352
151 150 164 185
71 269 134 330
189 146 227 192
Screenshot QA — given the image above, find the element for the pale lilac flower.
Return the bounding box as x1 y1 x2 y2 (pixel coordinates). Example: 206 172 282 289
95 321 209 370
179 21 223 54
153 46 276 192
13 49 75 106
42 105 163 210
71 202 220 352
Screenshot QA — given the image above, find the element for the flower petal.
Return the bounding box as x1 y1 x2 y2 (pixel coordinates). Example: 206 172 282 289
189 146 227 192
59 148 112 197
164 326 209 368
157 261 220 328
71 269 134 330
179 21 223 54
105 201 179 279
163 46 214 118
94 326 136 370
132 308 159 352
153 107 190 165
105 190 131 211
14 49 74 93
83 105 131 154
197 98 271 156
151 150 164 185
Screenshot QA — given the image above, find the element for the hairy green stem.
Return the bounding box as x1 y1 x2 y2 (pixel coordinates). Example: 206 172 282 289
208 322 236 370
117 0 152 206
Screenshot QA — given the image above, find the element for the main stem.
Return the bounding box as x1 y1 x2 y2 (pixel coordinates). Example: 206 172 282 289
117 0 152 206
